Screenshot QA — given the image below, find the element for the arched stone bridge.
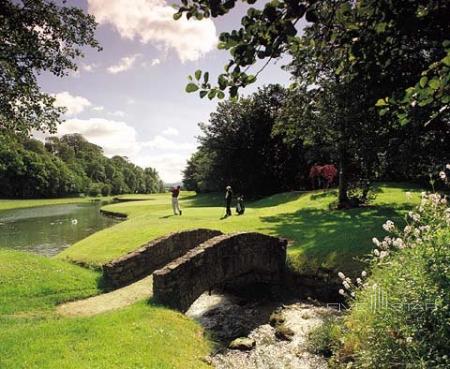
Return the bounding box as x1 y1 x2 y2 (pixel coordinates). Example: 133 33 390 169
103 229 223 287
152 232 287 312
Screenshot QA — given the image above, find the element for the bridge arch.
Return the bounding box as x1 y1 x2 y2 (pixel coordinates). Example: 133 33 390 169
153 232 287 312
103 229 222 287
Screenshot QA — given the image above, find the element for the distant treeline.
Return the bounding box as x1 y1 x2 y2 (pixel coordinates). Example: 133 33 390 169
183 85 450 199
0 133 164 198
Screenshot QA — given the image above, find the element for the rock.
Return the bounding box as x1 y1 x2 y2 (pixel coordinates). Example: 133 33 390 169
275 324 295 341
228 337 256 351
269 311 285 327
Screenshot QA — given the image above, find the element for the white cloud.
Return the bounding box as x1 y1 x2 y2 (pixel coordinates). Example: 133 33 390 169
57 118 139 157
133 153 188 183
92 106 104 112
82 63 98 72
110 110 126 117
151 58 160 66
53 91 92 116
143 135 195 151
53 119 196 182
107 54 140 74
162 127 179 136
88 0 218 62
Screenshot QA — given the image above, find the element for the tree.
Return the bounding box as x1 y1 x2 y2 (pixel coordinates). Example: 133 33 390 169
0 0 100 134
184 85 306 197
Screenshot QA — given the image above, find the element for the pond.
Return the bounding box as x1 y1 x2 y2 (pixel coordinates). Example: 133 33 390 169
0 201 121 257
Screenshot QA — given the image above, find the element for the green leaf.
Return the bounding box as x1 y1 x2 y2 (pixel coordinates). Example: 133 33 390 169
375 98 387 107
185 83 199 93
442 55 450 67
419 76 428 88
204 72 209 84
199 90 208 98
173 12 182 21
246 74 256 84
207 90 217 100
217 91 225 99
428 79 441 90
194 70 202 80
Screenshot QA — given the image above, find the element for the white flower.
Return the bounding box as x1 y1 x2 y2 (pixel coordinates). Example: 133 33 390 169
446 164 450 170
406 337 413 344
373 249 380 256
361 271 367 277
372 237 380 246
393 238 405 249
439 171 447 180
356 278 362 285
404 225 413 234
339 289 345 295
408 211 420 222
405 191 412 199
350 292 355 297
379 250 389 259
382 220 395 232
338 272 346 280
343 281 351 290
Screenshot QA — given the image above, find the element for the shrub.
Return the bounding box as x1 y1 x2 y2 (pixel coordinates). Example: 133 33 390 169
330 166 450 368
101 183 111 197
88 183 102 197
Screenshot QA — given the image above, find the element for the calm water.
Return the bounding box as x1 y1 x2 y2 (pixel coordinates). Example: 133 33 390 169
0 202 120 256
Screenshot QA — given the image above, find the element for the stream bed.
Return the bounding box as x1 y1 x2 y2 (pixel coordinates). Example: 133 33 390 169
187 292 339 369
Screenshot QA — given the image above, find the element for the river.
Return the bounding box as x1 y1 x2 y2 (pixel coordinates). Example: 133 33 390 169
0 201 120 256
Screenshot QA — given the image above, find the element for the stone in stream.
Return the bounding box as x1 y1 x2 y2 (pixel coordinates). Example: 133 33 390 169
228 337 256 351
275 324 295 341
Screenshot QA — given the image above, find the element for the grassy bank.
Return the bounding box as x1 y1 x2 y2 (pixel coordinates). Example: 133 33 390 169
0 249 210 369
0 197 113 211
58 183 422 275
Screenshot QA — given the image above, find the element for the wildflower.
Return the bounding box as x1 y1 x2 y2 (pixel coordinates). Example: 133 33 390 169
343 281 351 290
446 164 450 170
382 220 395 232
406 337 413 344
392 238 405 249
338 272 346 280
439 171 447 180
379 251 389 259
408 211 420 222
356 277 362 285
361 271 367 277
404 225 412 234
372 237 380 246
373 249 380 257
338 289 345 296
405 191 412 199
350 292 355 297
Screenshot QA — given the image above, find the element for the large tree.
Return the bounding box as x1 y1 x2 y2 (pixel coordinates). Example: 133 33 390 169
0 0 100 135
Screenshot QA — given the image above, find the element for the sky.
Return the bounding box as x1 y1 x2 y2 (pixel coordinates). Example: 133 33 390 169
39 0 293 183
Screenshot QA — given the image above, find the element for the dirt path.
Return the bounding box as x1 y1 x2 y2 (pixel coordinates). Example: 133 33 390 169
57 276 153 317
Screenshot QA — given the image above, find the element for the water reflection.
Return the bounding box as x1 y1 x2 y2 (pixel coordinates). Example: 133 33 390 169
0 202 120 256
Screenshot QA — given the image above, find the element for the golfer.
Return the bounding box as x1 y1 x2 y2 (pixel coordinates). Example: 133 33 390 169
170 185 182 215
225 185 233 217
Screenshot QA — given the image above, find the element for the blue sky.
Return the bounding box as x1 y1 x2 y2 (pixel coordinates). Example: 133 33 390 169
39 0 293 182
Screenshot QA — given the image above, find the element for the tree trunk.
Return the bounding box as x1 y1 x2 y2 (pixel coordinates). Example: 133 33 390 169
338 146 350 208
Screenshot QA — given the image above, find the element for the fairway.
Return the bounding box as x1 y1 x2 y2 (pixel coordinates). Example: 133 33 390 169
57 184 421 275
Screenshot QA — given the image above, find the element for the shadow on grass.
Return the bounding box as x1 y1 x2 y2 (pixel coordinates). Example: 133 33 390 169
260 204 413 274
181 192 225 207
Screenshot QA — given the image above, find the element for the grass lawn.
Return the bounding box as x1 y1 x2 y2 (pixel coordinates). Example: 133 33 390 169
0 196 113 211
57 183 422 275
0 250 210 369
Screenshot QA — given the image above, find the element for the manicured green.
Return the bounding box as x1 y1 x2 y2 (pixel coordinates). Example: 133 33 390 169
0 250 211 369
58 183 422 275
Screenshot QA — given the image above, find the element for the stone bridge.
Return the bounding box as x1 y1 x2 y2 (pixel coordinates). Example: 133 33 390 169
153 232 287 312
103 229 223 287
